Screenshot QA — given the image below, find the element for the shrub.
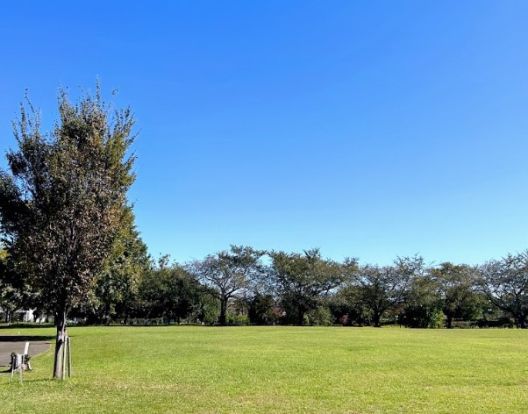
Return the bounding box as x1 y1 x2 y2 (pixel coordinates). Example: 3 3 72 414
305 306 333 326
226 313 250 326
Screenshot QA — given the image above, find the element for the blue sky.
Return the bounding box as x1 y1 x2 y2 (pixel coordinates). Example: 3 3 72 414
1 1 528 265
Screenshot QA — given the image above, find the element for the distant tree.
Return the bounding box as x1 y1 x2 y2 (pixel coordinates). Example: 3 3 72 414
247 293 277 325
189 245 264 325
432 262 482 328
162 263 198 324
479 252 528 328
0 89 135 378
269 249 354 325
0 247 42 323
91 207 150 324
139 257 202 323
244 259 277 325
0 248 19 322
329 284 370 326
192 288 220 325
304 305 334 326
355 256 423 327
400 274 443 328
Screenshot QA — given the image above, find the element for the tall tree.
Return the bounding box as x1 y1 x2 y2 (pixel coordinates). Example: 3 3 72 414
0 89 135 378
479 252 528 328
270 249 353 325
189 245 264 325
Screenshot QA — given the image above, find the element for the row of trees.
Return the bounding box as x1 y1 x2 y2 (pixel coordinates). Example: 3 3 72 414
188 248 527 329
5 241 525 330
3 221 528 330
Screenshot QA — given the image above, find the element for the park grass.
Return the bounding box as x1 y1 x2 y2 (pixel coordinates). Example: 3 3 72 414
0 326 527 413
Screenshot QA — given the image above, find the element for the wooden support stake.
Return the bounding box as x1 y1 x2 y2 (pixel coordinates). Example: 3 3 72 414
9 354 15 382
67 337 72 377
60 336 67 381
23 341 31 371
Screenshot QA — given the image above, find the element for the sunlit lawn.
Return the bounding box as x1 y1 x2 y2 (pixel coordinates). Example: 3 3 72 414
0 326 527 413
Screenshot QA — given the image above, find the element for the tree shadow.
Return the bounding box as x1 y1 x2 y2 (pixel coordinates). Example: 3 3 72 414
0 377 55 384
0 336 54 342
0 324 54 329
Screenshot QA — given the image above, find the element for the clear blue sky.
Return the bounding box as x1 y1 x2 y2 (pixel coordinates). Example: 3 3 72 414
1 1 528 265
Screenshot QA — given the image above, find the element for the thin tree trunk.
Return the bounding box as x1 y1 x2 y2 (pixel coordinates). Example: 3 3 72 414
297 308 305 326
373 312 381 327
517 315 527 329
53 311 67 379
104 302 111 325
219 297 227 326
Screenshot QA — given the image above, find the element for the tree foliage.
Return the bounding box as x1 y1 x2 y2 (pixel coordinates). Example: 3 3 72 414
353 256 423 327
400 274 443 328
88 207 150 324
270 249 354 325
432 262 482 328
139 256 206 323
479 252 528 328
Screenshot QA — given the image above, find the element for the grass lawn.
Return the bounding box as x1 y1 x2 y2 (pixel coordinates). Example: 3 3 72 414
0 326 527 413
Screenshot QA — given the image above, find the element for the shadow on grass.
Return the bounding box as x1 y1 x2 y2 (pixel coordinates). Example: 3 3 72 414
0 336 54 342
0 323 54 329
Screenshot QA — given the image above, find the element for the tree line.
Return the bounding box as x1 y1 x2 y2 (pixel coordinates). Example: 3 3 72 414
90 247 528 329
4 240 527 329
0 89 526 378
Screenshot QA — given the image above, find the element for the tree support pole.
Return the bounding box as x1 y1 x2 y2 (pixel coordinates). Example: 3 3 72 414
67 337 72 378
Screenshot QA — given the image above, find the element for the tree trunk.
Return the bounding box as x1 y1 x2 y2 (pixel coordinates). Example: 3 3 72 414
104 302 111 325
219 297 227 326
53 311 67 379
372 312 381 327
297 308 305 326
446 314 453 329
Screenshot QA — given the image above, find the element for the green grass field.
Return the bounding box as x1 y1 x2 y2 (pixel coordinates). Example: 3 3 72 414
0 326 527 413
